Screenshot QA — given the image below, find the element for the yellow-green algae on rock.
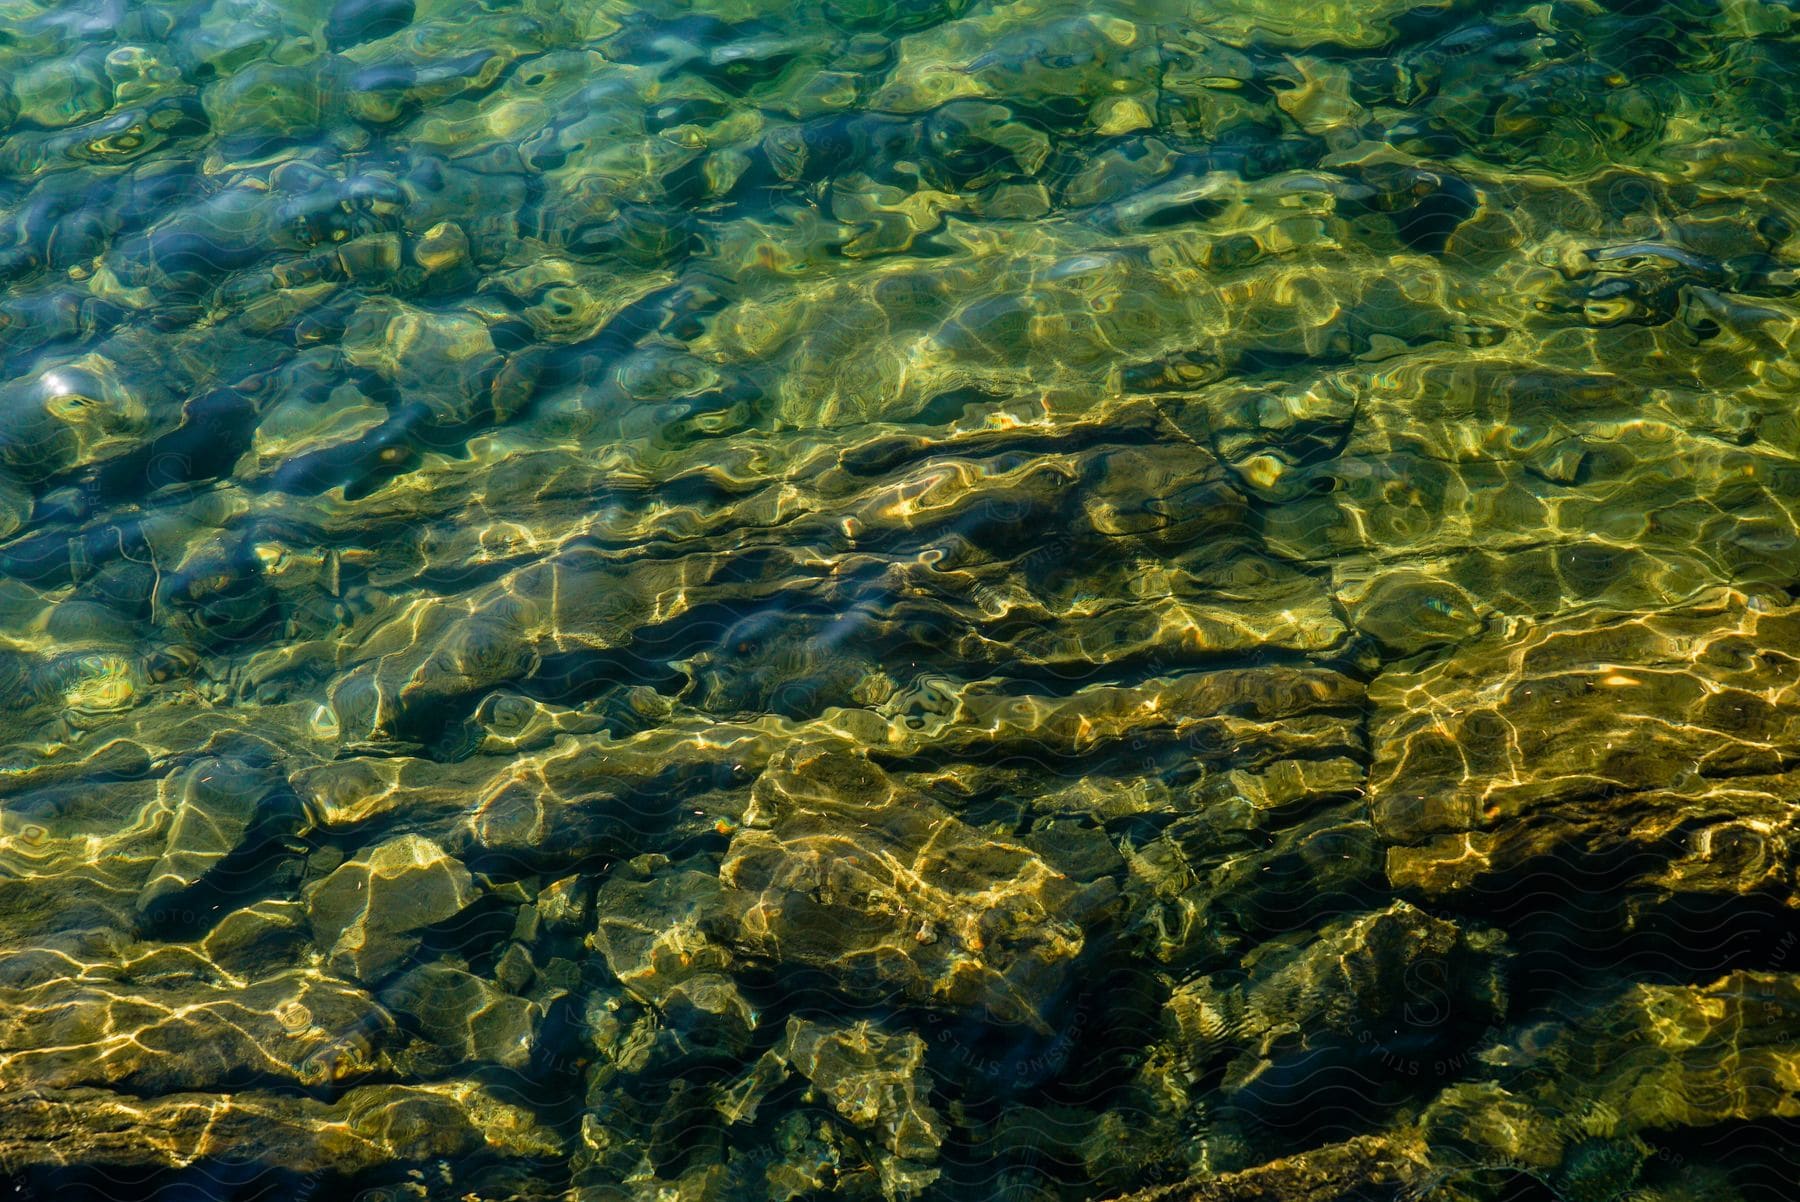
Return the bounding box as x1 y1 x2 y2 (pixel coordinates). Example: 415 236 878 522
2 0 1800 1199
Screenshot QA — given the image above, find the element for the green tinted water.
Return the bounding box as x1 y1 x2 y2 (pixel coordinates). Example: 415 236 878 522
3 0 1800 1199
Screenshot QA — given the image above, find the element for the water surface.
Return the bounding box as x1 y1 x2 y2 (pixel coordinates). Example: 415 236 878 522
3 0 1800 1199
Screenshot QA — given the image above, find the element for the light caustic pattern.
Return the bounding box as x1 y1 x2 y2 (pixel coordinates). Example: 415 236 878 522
1 0 1800 1199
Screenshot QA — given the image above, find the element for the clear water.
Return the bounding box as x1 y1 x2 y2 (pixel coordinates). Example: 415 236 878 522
3 0 1800 1199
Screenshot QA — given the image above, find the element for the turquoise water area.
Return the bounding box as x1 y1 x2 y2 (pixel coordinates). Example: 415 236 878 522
3 0 1800 1199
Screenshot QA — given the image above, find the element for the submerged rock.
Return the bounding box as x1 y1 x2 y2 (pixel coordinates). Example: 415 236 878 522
1167 902 1509 1081
0 969 398 1092
199 899 310 976
327 0 415 51
1370 591 1800 906
720 751 1116 1032
0 352 148 482
0 1079 558 1173
383 962 541 1070
780 1015 947 1176
1100 1130 1432 1201
2 0 1799 1194
587 861 763 1056
303 834 476 983
1470 971 1800 1137
137 756 274 916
